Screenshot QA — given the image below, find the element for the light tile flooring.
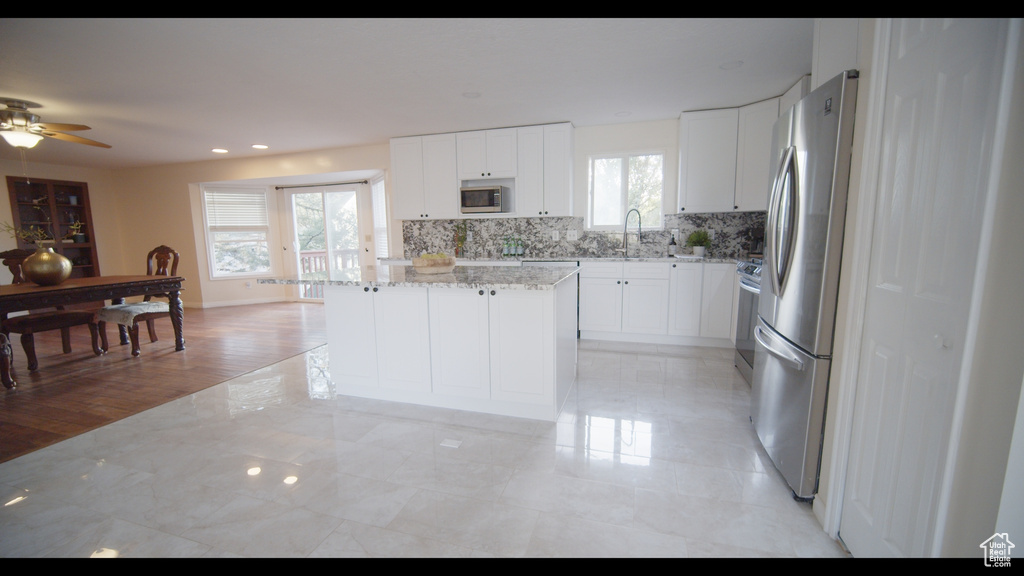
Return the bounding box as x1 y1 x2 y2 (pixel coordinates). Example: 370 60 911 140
0 340 850 558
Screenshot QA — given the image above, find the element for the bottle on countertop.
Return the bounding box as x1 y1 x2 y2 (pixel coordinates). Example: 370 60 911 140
668 232 678 256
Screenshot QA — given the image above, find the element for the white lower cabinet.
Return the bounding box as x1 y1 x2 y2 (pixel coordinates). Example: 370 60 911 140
428 287 491 399
578 260 736 346
668 261 703 336
699 263 737 339
323 285 380 388
621 265 670 334
325 285 433 392
325 279 578 421
579 261 670 336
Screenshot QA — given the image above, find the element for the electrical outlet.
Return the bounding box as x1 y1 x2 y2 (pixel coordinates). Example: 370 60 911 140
567 230 578 241
467 231 473 242
551 230 559 241
708 229 715 239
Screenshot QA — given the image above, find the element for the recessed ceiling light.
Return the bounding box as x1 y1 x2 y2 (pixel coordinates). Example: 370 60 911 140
614 111 632 117
462 91 481 99
212 148 228 154
252 144 268 150
719 60 744 70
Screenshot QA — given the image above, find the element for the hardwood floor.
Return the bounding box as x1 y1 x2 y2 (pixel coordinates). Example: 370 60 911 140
0 301 326 464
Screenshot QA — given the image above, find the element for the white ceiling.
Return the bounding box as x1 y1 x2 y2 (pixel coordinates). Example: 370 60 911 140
0 18 815 171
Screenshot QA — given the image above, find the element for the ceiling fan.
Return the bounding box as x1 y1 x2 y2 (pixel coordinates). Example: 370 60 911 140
0 97 111 149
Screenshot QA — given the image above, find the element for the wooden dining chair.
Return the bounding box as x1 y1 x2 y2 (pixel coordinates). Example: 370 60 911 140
98 245 179 357
0 248 103 371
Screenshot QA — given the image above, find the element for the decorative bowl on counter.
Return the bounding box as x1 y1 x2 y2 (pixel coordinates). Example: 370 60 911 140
412 255 456 274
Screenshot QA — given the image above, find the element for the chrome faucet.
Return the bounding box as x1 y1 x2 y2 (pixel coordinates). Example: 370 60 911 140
621 208 641 257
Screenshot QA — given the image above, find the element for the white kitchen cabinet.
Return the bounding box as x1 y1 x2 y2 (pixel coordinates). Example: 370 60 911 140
428 287 491 399
620 263 670 335
457 128 518 180
542 122 573 216
734 97 780 212
699 262 736 339
389 134 458 220
488 288 554 405
323 285 379 388
578 261 669 335
779 75 810 115
516 122 574 217
372 286 433 392
578 261 624 332
389 136 425 221
678 108 739 213
668 261 703 336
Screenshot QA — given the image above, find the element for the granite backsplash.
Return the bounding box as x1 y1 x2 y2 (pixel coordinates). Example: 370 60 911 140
401 212 766 260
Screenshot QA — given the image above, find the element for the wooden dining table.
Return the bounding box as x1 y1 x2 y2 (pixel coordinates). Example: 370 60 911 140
0 275 185 389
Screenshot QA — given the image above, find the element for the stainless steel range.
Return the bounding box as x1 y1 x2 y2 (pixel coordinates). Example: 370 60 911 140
734 258 762 385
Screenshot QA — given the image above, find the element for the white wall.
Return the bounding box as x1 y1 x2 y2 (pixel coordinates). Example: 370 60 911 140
112 143 389 308
572 119 680 221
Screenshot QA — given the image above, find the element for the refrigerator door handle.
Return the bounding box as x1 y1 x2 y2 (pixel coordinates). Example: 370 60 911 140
754 324 805 371
766 145 797 297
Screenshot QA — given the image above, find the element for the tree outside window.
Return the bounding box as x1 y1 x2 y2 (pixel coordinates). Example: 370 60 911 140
588 152 663 230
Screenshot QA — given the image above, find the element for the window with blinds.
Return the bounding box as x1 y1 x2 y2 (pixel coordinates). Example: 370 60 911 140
202 187 272 278
371 177 389 259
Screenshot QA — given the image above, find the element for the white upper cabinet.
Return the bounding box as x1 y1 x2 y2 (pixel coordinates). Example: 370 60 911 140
390 133 458 220
734 97 780 212
779 75 810 116
678 97 780 213
457 128 518 180
678 108 739 213
517 122 574 217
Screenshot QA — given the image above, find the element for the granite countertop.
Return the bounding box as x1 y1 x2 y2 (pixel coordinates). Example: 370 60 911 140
259 263 580 291
380 255 739 265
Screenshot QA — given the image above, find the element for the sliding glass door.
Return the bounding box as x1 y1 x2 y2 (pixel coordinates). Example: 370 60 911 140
288 187 361 299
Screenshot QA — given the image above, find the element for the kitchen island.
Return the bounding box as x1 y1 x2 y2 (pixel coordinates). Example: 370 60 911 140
260 264 579 421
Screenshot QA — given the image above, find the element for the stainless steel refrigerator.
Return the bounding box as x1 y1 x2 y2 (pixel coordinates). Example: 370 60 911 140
751 70 858 501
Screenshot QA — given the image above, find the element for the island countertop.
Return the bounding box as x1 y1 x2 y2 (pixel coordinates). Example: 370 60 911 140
259 263 579 291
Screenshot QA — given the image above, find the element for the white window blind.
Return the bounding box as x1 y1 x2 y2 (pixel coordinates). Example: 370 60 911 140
371 177 389 259
202 186 272 278
205 189 269 227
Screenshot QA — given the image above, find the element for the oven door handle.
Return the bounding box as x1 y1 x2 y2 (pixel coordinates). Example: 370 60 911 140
739 278 761 295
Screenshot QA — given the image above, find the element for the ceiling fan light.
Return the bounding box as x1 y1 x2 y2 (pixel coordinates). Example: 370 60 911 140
1 130 44 148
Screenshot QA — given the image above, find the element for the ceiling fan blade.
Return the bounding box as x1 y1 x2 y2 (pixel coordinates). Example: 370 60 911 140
33 122 91 132
39 130 111 148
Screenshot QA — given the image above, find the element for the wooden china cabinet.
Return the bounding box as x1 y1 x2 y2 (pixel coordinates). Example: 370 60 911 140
6 176 100 279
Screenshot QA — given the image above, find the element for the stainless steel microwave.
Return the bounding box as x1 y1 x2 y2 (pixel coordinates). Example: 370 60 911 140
460 185 508 214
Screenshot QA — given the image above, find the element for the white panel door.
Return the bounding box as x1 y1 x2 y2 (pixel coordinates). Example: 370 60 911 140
839 18 1010 558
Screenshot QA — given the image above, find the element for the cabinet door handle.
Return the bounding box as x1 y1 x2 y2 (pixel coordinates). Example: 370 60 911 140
363 287 369 292
490 290 496 296
624 281 629 284
373 287 379 292
479 290 484 295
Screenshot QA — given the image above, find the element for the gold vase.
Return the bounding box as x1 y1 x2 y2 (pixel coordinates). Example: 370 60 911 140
22 245 73 286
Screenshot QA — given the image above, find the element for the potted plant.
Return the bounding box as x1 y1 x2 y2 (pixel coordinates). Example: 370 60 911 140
66 220 87 243
686 229 711 257
453 221 468 258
